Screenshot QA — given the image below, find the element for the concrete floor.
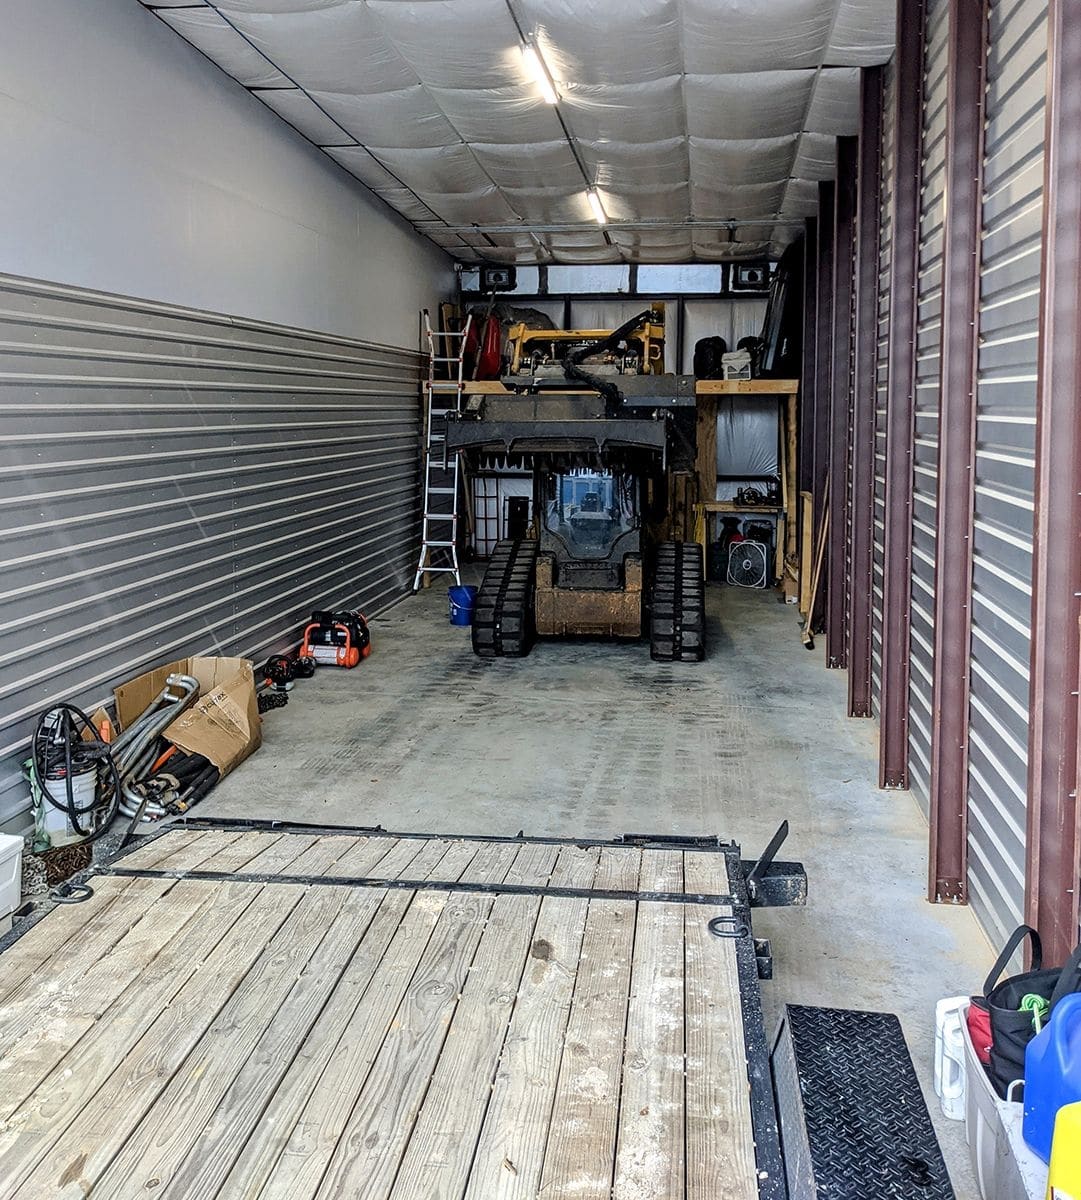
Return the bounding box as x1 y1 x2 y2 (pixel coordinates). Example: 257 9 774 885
204 577 993 1197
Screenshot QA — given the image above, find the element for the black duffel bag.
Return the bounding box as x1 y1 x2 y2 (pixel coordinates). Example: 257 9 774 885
981 924 1081 1097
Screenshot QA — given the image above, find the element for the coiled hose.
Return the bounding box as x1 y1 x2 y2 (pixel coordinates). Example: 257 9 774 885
561 308 655 414
31 704 121 844
114 674 200 822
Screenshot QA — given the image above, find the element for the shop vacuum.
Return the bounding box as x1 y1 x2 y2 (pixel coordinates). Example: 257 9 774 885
28 704 121 849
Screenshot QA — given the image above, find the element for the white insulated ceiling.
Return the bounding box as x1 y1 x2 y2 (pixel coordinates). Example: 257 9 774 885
140 0 896 264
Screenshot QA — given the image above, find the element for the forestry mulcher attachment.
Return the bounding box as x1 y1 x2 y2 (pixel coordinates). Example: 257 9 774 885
445 308 706 662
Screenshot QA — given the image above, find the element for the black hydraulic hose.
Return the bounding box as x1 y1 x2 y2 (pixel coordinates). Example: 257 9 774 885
178 764 221 811
561 308 655 413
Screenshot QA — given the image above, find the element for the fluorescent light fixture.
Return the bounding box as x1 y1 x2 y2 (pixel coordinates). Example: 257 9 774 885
586 189 607 224
521 43 558 104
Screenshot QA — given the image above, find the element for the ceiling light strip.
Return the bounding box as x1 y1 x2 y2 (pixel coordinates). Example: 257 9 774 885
417 219 807 233
520 43 558 105
502 0 606 230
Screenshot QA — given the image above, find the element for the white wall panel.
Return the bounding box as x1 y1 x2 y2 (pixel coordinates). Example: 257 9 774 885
0 0 452 346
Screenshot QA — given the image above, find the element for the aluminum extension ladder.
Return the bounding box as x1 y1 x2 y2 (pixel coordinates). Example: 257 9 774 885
412 310 473 590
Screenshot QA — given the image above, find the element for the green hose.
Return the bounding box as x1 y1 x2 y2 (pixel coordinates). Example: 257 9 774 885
1020 992 1050 1033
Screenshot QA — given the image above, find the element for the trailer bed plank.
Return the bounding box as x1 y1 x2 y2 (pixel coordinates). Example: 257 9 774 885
0 875 140 1006
215 887 415 1200
613 899 687 1200
682 852 759 1199
0 830 759 1200
0 880 272 1195
537 895 636 1199
684 903 759 1200
149 889 385 1200
254 890 450 1200
89 885 346 1198
115 826 210 869
194 829 284 872
387 891 542 1200
462 897 590 1198
10 882 304 1200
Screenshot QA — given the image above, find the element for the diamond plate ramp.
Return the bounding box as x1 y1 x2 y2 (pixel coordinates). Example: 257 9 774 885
772 1005 955 1199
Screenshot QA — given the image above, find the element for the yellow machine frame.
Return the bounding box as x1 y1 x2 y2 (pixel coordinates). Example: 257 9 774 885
506 303 666 375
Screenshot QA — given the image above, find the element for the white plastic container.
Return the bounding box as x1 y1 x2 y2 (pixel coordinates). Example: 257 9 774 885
40 764 96 848
0 833 23 936
960 1001 1048 1200
935 995 969 1120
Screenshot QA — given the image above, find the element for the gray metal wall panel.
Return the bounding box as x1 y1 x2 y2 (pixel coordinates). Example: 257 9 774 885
968 0 1047 947
0 274 423 835
872 60 897 717
909 0 950 816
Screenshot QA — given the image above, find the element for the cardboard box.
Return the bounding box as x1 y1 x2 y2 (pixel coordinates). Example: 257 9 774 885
114 657 261 777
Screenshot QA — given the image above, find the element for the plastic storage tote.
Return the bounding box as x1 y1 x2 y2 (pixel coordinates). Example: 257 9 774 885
961 1001 1048 1200
0 833 22 935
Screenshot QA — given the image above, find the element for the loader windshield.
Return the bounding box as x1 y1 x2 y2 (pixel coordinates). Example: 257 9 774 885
543 470 638 555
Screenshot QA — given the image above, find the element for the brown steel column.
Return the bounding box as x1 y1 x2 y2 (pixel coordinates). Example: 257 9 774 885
878 0 925 788
1024 0 1081 962
799 218 818 496
826 138 858 669
926 0 986 904
811 182 835 631
848 70 884 717
814 184 836 521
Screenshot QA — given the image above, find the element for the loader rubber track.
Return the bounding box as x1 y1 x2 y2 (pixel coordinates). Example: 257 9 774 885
650 541 706 662
471 538 538 658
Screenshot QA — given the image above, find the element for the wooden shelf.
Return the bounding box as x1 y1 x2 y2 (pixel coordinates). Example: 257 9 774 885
464 378 800 396
699 502 783 514
695 379 799 395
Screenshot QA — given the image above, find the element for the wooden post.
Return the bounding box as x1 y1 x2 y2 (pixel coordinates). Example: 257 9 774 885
695 394 718 512
785 390 799 600
799 491 815 614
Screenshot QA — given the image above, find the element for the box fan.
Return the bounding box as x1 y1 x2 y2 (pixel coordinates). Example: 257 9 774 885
727 542 770 588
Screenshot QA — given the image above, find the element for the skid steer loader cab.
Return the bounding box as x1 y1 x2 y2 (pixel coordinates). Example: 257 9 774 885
534 468 645 639
542 470 639 574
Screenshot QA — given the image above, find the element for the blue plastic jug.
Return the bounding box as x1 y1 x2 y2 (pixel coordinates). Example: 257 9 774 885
1023 991 1081 1163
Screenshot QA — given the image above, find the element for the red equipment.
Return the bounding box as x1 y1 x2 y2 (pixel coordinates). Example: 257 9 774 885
300 610 371 669
475 314 502 379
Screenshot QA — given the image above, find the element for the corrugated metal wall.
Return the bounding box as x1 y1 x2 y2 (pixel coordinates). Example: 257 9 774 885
871 60 896 717
967 0 1047 946
908 0 950 817
0 273 424 836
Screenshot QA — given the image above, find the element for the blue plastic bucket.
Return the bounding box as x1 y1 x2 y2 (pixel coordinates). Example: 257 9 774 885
448 585 478 626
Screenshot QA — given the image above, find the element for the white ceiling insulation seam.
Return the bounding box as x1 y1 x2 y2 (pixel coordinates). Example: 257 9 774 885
146 1 477 256
138 0 896 264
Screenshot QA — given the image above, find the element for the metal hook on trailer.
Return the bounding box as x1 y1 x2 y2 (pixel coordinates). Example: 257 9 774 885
707 913 751 939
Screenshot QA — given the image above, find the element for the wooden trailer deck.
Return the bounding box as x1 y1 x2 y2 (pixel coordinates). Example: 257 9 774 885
0 827 762 1200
